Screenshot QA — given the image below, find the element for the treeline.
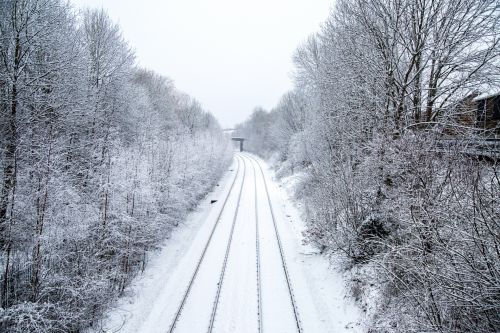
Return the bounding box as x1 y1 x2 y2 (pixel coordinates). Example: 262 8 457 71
0 0 232 331
236 0 499 332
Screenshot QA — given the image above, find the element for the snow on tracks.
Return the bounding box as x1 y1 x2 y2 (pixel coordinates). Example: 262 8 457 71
94 153 362 333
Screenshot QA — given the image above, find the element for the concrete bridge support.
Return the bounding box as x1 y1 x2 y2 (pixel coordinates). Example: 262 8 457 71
231 138 245 152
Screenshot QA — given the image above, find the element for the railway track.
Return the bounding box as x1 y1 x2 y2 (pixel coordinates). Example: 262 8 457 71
207 156 247 331
167 155 245 333
167 153 302 333
246 153 303 333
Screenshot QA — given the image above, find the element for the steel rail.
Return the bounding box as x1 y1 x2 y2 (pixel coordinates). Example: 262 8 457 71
251 156 263 333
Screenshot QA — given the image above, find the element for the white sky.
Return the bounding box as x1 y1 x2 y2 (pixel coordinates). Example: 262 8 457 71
69 0 333 128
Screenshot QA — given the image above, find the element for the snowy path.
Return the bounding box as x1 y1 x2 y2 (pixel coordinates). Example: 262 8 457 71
94 153 362 333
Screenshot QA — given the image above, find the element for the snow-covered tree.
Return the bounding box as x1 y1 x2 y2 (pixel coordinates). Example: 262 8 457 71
237 0 500 331
0 2 232 331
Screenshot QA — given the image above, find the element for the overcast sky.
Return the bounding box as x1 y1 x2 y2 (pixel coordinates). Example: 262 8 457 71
70 0 333 128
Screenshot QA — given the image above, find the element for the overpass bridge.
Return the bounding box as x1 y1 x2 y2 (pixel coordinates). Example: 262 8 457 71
223 129 245 152
231 137 245 152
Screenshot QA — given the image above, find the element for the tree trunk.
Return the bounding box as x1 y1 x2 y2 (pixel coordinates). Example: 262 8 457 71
2 243 12 308
0 33 20 246
30 128 53 301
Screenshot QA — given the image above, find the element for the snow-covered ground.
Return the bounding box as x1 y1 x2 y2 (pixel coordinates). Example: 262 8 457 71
90 153 362 333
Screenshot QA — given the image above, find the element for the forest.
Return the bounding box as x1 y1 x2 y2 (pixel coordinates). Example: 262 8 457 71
0 0 232 331
236 0 500 332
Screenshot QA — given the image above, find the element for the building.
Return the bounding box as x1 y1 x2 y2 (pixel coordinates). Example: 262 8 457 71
473 90 500 135
448 90 500 137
